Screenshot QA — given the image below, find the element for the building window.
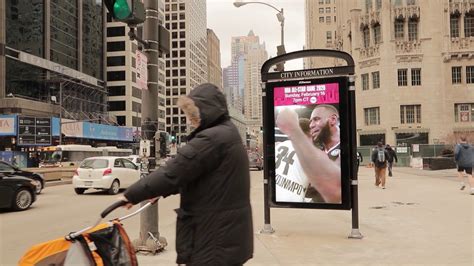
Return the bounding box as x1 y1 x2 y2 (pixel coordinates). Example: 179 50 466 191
326 31 332 43
107 41 125 52
408 19 418 41
365 0 372 12
319 8 324 13
364 107 380 125
108 101 126 111
454 103 474 122
362 26 370 48
398 69 408 86
116 116 126 126
411 68 421 86
107 71 126 81
326 16 331 23
373 23 381 44
375 0 382 9
319 17 324 23
452 66 462 84
395 19 404 40
107 86 126 96
372 71 380 89
107 56 125 67
319 0 324 4
325 0 331 4
467 66 474 84
107 26 125 37
465 12 474 37
326 7 331 13
450 14 460 38
407 0 416 5
400 105 421 124
362 73 369 90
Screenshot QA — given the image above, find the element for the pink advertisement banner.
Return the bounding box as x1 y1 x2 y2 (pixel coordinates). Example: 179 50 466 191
274 83 339 106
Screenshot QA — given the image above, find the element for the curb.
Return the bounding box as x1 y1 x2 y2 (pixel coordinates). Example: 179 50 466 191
45 179 72 187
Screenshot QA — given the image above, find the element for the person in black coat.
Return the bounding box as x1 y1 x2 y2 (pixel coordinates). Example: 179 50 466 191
385 144 398 177
122 83 253 265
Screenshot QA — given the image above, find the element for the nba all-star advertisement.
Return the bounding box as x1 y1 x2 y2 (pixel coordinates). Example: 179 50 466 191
267 77 351 209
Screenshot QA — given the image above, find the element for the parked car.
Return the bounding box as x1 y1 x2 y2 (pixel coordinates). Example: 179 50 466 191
0 173 37 211
0 161 44 194
125 155 141 166
248 152 263 171
72 157 140 195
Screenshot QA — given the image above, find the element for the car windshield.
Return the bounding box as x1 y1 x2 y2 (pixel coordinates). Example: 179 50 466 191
80 159 109 169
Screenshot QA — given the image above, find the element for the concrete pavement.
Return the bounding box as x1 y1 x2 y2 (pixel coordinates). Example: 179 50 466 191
133 166 473 265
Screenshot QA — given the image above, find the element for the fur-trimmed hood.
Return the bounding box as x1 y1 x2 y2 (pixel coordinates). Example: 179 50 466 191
178 83 229 139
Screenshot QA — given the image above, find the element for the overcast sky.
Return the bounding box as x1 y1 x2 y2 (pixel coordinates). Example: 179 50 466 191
207 0 305 70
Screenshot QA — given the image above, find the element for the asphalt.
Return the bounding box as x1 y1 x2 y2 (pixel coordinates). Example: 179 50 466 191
128 166 473 266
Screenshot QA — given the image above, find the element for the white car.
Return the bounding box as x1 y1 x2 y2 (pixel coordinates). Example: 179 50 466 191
72 157 139 195
126 155 141 166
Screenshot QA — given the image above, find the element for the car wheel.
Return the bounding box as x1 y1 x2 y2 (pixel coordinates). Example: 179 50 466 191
32 177 43 194
74 188 86 195
108 180 120 195
12 188 33 211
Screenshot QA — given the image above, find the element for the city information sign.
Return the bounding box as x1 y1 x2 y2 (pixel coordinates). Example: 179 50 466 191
265 77 352 210
18 117 52 146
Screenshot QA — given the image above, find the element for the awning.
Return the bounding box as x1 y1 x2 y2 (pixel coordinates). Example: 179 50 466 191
358 129 386 135
393 128 430 134
453 127 474 133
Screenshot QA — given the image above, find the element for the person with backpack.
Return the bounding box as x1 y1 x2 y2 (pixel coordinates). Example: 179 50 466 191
454 136 474 195
371 142 390 189
385 144 398 177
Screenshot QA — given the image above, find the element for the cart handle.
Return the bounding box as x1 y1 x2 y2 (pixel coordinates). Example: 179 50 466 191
101 200 128 218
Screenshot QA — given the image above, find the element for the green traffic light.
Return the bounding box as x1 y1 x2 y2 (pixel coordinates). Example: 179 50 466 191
113 0 132 20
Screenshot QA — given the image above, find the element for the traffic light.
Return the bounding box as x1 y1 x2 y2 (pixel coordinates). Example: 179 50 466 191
104 0 145 25
171 131 176 144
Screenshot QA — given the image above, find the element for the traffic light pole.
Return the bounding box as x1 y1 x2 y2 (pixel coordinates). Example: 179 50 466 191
129 0 166 254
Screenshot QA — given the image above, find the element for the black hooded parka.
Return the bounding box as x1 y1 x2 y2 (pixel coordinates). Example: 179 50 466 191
124 83 253 265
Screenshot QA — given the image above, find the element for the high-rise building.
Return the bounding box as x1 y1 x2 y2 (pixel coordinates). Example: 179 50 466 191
306 0 474 146
1 0 106 120
164 0 207 143
105 0 167 132
305 0 339 68
206 28 222 89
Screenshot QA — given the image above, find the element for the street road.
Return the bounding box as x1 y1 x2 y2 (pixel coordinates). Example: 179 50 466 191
0 178 181 265
1 168 473 265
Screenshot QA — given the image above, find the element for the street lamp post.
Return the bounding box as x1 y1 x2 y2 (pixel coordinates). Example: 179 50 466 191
59 82 63 145
233 1 286 71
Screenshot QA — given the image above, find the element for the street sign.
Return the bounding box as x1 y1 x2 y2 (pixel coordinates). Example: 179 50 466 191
17 116 51 146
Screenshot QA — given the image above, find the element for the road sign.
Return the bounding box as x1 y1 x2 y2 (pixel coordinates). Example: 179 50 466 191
139 139 151 157
17 116 51 146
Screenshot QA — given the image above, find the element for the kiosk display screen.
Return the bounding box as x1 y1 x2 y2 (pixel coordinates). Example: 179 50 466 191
267 77 351 209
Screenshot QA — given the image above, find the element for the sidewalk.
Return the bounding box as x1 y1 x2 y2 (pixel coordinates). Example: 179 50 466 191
134 167 473 265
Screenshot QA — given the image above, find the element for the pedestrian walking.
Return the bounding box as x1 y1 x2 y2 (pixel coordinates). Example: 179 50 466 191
454 136 474 195
356 151 363 175
371 142 390 189
121 83 254 265
385 144 398 177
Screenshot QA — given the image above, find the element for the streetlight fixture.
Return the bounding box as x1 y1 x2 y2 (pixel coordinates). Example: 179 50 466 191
233 1 286 71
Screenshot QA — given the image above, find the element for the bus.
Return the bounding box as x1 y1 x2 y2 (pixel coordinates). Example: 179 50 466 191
39 145 133 168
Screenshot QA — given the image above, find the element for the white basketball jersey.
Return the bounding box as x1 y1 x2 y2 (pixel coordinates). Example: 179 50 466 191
275 140 309 202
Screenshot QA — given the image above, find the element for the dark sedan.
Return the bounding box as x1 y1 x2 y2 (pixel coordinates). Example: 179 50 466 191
0 161 44 194
0 173 37 211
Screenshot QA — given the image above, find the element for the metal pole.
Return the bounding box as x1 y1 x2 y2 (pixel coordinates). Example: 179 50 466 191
280 8 284 48
133 0 166 253
348 76 363 239
260 83 274 234
59 82 63 145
